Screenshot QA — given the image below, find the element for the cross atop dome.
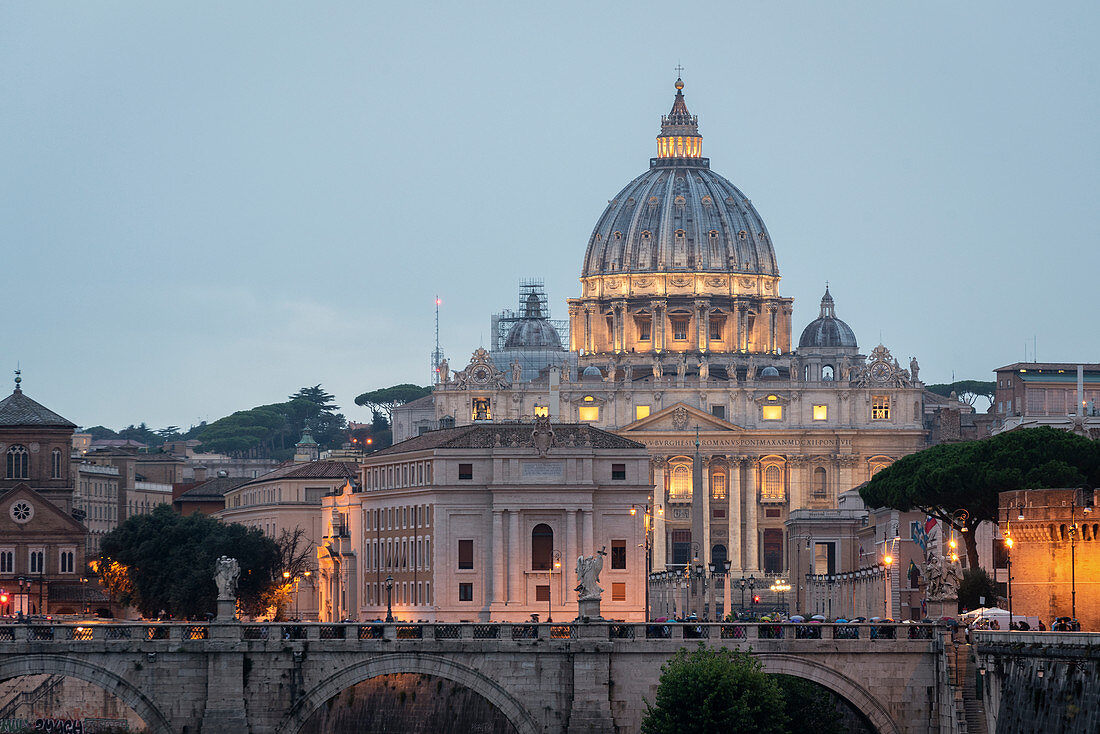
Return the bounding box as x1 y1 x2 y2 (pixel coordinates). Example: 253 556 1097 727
657 77 702 160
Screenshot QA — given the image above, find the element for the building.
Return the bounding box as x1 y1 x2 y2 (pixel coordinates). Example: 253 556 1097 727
172 473 248 516
318 421 652 623
81 448 175 522
0 377 88 616
72 461 121 556
992 363 1100 437
431 78 931 617
219 458 360 620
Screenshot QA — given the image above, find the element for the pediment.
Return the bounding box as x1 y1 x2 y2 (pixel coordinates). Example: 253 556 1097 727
0 484 85 534
620 402 745 433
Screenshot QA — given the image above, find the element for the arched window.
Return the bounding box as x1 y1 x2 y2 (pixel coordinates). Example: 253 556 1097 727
6 445 28 479
712 544 727 567
762 465 783 500
822 365 834 381
669 464 691 500
51 449 63 479
710 472 727 500
531 523 554 570
813 467 827 497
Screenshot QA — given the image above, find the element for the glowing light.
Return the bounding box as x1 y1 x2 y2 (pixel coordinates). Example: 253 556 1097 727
630 506 637 516
883 554 893 566
1004 536 1014 549
436 298 442 306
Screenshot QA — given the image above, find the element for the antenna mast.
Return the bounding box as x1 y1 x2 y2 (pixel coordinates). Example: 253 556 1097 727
431 296 445 385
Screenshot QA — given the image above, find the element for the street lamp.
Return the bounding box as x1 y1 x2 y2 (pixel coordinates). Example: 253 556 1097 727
1003 530 1014 629
883 553 894 618
738 576 747 613
384 575 394 622
770 580 791 614
1069 487 1092 620
548 550 562 623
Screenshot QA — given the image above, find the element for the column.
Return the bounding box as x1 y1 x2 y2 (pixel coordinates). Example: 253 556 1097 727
701 456 713 619
745 459 758 572
566 510 578 583
492 510 505 604
509 510 521 603
728 457 742 571
568 303 581 352
614 300 628 353
767 304 778 354
584 305 596 354
695 299 708 352
582 510 594 557
652 458 667 569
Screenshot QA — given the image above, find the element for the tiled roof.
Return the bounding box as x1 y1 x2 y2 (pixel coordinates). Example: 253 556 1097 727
369 423 646 458
0 389 75 428
239 461 359 488
175 476 249 501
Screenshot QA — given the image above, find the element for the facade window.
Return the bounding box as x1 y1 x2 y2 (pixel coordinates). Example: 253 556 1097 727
458 583 473 601
29 549 44 574
762 405 782 421
533 406 549 418
59 550 75 574
611 582 626 602
822 365 834 381
671 318 689 341
611 539 626 569
472 398 491 421
813 404 828 421
636 317 651 341
709 317 725 341
713 508 726 518
635 405 651 420
870 459 891 476
813 467 827 497
872 396 890 420
0 550 12 574
531 524 554 570
762 465 784 500
458 539 474 569
710 472 727 500
711 405 725 419
6 445 28 479
1027 389 1045 415
611 464 626 481
578 405 599 421
712 544 728 566
51 449 62 479
535 585 550 602
671 530 691 566
458 463 473 480
669 464 691 500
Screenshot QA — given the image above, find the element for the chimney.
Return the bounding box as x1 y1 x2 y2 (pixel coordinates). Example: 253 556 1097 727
193 465 208 482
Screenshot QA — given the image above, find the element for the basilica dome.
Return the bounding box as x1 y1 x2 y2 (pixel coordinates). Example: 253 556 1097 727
503 292 563 349
798 287 858 349
581 79 778 279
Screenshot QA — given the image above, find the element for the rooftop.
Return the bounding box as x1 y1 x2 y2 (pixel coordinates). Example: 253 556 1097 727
236 461 360 488
0 387 75 428
368 422 647 459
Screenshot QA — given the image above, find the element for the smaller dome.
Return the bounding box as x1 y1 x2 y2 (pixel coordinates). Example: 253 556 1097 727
505 319 562 349
582 366 603 381
760 366 780 378
799 286 858 349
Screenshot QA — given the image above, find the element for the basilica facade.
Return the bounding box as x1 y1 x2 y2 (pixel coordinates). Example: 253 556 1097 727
429 79 929 605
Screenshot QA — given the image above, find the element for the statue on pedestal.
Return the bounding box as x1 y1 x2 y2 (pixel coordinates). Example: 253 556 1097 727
438 358 449 384
575 546 607 601
214 556 240 601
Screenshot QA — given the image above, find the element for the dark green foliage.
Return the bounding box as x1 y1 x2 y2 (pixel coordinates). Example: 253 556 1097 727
926 380 997 406
354 384 431 423
84 425 120 440
773 675 844 734
641 645 788 734
957 568 999 612
860 428 1100 568
98 505 281 618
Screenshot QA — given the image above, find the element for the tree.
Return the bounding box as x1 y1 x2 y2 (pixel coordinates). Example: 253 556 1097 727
925 380 996 407
83 425 119 441
773 676 844 734
957 568 998 613
641 645 788 734
860 427 1100 569
355 384 431 423
97 505 281 619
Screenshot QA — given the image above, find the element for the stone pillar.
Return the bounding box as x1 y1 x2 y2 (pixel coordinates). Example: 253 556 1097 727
566 646 615 734
568 303 581 352
584 305 596 354
745 458 759 572
695 299 709 352
651 458 667 569
509 510 521 603
201 649 249 731
614 299 627 353
652 299 667 353
728 457 742 571
701 456 713 619
735 304 745 352
767 304 778 354
566 510 578 582
492 510 505 604
582 510 594 556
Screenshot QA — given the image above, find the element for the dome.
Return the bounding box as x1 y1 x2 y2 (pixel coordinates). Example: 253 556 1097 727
581 80 778 279
582 366 603 380
504 319 562 349
798 286 858 349
760 366 780 378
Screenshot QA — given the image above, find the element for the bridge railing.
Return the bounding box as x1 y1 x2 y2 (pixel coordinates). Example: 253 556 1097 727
0 621 941 645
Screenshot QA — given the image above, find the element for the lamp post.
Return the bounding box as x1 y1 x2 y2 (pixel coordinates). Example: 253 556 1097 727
738 576 747 613
770 580 791 614
1069 487 1092 620
282 571 292 620
883 553 894 618
633 504 653 620
384 575 394 622
748 574 756 617
548 550 561 623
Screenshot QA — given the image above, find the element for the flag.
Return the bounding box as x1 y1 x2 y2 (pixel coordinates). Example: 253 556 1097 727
924 516 937 534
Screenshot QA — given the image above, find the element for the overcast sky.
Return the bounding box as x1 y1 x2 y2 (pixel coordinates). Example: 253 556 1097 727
3 2 1098 430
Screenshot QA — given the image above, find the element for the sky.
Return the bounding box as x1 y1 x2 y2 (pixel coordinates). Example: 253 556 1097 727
3 2 1098 430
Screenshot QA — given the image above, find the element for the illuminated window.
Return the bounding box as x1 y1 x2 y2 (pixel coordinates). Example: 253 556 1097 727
669 464 691 500
872 396 890 420
472 398 491 421
813 405 828 421
762 405 783 421
635 405 651 420
762 465 784 500
711 473 727 500
579 405 599 421
813 467 827 497
533 406 549 418
671 318 689 341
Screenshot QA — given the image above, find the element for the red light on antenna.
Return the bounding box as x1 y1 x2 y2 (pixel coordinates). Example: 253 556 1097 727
436 298 442 306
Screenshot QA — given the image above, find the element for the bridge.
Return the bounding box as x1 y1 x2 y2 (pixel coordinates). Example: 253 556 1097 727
0 621 957 734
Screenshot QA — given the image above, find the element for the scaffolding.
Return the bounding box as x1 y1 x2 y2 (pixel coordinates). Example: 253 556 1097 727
491 278 569 351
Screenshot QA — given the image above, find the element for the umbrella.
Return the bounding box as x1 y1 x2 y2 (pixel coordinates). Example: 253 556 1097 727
789 615 805 622
834 618 849 623
811 614 826 621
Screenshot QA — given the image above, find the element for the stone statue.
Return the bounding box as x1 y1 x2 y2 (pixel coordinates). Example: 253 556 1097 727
575 546 607 601
214 556 240 600
652 356 663 380
438 358 449 384
676 354 687 381
909 357 920 383
560 361 571 383
923 527 960 601
606 359 616 382
511 359 523 384
623 362 633 383
747 355 756 380
698 355 709 382
531 414 554 456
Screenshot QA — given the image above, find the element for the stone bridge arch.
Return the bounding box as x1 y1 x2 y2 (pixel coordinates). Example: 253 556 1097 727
0 654 173 734
756 654 899 734
281 653 541 734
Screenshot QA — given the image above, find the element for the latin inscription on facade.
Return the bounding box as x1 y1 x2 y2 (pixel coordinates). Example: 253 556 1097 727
641 437 851 449
522 462 564 478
